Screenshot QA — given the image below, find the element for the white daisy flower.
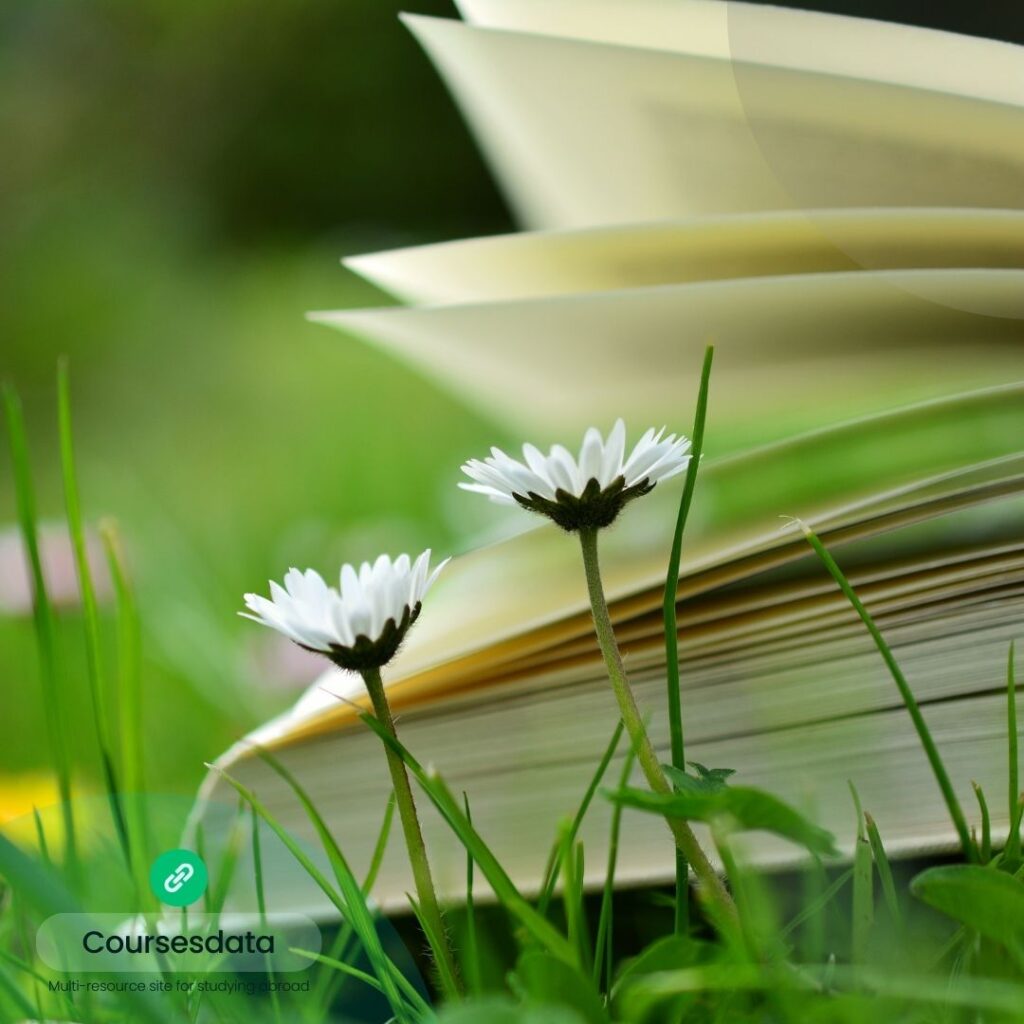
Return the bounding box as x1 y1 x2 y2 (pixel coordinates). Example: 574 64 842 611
241 550 447 671
460 419 691 531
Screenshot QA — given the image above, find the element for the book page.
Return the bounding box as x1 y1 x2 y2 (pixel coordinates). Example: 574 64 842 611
345 208 1024 305
456 0 1024 108
313 268 1024 431
405 15 1024 227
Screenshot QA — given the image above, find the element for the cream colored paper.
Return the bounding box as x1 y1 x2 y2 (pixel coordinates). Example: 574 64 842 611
345 208 1024 304
404 15 1024 228
455 0 1024 108
313 268 1024 431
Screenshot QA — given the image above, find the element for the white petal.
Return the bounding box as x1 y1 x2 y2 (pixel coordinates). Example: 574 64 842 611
578 428 605 486
600 419 626 482
547 445 579 494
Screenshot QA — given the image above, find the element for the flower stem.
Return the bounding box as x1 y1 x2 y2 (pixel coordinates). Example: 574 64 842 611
361 666 462 993
578 527 737 925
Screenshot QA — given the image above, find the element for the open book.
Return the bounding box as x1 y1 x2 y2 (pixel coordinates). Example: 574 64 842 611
194 4 1024 913
194 387 1024 912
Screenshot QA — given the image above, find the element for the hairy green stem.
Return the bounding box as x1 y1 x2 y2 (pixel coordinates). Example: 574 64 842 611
579 527 737 924
360 666 461 992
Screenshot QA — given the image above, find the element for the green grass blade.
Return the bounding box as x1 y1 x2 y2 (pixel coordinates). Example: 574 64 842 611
1008 642 1021 861
538 720 623 915
56 360 130 865
849 783 873 965
359 711 578 967
315 794 397 1016
463 793 481 996
296 945 433 1020
593 736 639 988
972 782 992 863
292 948 384 995
864 813 901 930
207 802 246 917
780 868 853 940
365 792 396 896
796 856 827 961
851 837 873 964
3 383 77 868
557 825 590 975
31 807 50 867
0 961 37 1021
99 520 151 893
799 523 974 859
250 804 283 1024
208 762 414 1023
663 344 713 935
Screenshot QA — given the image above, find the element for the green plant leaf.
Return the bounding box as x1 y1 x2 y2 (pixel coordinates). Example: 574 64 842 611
663 763 735 795
512 952 608 1024
911 864 1024 958
606 785 837 856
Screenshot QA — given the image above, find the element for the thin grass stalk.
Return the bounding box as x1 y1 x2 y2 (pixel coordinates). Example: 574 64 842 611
1008 642 1021 861
315 796 396 1016
250 806 283 1024
800 523 974 860
558 823 590 975
463 793 481 995
593 735 639 988
662 344 713 934
781 869 853 940
538 721 623 914
3 385 77 868
972 782 992 863
578 526 737 927
864 814 901 930
848 784 873 965
99 520 150 892
56 360 130 864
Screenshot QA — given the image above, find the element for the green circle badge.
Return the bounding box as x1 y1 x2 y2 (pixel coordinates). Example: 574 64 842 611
149 849 208 907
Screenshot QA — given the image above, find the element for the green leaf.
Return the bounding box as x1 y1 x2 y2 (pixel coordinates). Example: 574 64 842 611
3 384 77 869
606 785 837 856
911 864 1024 958
663 762 735 795
512 952 609 1024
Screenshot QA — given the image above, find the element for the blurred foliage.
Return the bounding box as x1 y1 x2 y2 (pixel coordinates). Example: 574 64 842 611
0 0 515 800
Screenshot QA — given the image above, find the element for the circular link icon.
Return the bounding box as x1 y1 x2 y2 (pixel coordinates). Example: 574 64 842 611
149 849 209 907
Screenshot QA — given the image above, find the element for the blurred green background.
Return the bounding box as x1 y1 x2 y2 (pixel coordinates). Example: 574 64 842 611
0 0 519 808
2 0 1023 816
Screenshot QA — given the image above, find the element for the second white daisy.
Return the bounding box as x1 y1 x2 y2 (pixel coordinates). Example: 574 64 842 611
460 419 691 531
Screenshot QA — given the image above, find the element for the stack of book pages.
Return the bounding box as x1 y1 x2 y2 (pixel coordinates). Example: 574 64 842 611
194 0 1024 914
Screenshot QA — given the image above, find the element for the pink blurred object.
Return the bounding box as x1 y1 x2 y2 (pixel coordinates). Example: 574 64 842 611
0 522 112 615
